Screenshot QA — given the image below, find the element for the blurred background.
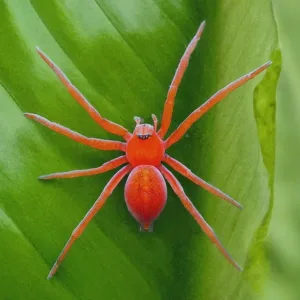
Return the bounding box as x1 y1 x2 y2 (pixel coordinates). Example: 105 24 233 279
263 0 300 299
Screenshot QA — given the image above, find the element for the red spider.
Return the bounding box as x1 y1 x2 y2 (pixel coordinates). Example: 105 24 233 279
25 21 271 279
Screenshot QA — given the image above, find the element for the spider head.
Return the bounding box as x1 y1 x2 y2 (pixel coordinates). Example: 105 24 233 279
133 114 158 140
127 114 164 166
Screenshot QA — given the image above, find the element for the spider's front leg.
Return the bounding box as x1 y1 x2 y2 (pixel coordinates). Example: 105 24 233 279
24 113 126 151
36 47 132 141
158 21 206 138
165 61 271 149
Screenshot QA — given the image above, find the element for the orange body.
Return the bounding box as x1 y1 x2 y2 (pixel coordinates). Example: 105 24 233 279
125 128 166 229
124 165 167 230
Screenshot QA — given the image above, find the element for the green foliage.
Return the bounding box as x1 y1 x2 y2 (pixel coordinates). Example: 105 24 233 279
0 0 278 299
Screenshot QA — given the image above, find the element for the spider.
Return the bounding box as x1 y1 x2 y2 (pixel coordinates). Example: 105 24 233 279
25 20 271 279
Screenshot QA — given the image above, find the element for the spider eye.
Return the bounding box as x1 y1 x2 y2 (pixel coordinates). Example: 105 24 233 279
137 134 151 140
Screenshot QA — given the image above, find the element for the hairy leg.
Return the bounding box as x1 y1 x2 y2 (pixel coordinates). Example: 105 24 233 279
36 47 131 141
25 113 126 151
39 156 127 180
165 61 271 149
163 155 242 209
47 165 132 279
159 165 242 271
158 21 206 138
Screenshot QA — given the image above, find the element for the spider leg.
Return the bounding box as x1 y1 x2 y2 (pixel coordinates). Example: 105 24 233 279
24 113 126 151
47 165 132 279
163 155 242 209
36 47 132 141
159 165 242 271
165 61 272 149
39 156 127 180
158 21 206 138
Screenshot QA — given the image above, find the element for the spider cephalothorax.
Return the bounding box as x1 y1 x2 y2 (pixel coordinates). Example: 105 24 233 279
25 20 271 279
126 115 165 167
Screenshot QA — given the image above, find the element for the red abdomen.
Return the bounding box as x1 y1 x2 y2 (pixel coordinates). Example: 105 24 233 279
124 165 167 230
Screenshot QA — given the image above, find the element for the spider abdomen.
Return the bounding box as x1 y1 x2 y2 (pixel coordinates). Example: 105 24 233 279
124 165 167 231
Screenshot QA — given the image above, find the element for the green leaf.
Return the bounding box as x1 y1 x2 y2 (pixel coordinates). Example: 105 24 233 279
0 0 278 299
